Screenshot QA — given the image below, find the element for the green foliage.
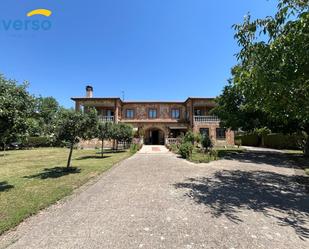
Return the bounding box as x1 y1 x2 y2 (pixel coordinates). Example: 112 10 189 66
263 133 303 149
55 109 99 167
130 143 142 154
0 75 35 149
179 142 194 159
169 143 180 153
236 133 303 149
194 133 202 144
23 136 52 148
236 134 259 147
183 131 195 144
111 123 134 143
201 134 213 150
212 0 309 155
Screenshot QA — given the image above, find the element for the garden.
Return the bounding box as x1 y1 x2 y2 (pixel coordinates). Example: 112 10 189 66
167 131 243 163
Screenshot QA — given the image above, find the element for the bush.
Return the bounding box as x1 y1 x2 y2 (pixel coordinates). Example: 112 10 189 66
263 133 302 149
183 131 195 144
23 136 52 148
169 143 179 153
236 134 259 146
179 142 194 159
130 143 141 154
235 138 242 147
201 134 212 150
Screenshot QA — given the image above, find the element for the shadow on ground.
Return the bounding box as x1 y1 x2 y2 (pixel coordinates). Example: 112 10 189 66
220 151 307 169
95 150 126 154
0 181 14 192
76 155 111 160
23 167 81 179
174 170 309 239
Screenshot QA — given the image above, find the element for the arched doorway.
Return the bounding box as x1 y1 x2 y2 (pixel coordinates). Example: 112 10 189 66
145 128 165 145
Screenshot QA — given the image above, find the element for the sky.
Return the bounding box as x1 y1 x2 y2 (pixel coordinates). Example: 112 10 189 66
0 0 278 108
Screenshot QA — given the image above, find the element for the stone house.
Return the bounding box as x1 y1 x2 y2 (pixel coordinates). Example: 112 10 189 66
72 86 234 146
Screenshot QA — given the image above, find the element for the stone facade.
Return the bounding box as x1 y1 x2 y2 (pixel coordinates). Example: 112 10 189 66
72 89 235 146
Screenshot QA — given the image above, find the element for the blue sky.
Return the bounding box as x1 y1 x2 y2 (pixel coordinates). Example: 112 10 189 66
0 0 277 107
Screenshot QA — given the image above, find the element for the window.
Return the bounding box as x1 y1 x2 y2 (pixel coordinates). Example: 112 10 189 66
148 109 157 119
194 109 202 116
216 128 226 140
125 109 134 119
171 108 180 119
200 128 209 137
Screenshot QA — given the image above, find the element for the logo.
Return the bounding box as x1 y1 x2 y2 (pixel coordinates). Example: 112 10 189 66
1 8 52 32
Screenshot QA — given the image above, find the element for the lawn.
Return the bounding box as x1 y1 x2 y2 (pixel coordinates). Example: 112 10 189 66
0 148 131 234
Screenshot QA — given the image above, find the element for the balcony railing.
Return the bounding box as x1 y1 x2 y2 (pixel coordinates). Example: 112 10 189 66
194 115 220 123
166 138 181 145
99 116 114 122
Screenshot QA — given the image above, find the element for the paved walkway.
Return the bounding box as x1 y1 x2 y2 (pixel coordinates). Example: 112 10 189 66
138 145 170 154
1 148 308 249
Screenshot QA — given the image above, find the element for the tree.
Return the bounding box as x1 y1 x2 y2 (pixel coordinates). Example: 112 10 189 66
111 123 133 150
213 0 309 156
201 134 213 151
56 109 98 168
34 96 60 136
0 75 34 154
97 122 113 158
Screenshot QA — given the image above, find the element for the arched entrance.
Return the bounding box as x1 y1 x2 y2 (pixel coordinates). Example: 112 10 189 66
145 128 165 145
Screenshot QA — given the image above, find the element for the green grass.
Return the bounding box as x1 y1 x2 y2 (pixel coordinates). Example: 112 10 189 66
189 147 245 163
0 148 131 234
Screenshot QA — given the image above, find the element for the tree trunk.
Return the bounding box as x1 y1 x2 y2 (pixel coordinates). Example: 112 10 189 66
304 136 309 158
101 138 104 158
3 143 6 157
67 142 74 168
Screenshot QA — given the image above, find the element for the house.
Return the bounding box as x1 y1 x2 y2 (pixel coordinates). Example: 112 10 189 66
71 86 234 146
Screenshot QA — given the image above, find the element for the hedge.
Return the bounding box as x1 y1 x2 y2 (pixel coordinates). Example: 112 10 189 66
23 137 52 148
236 134 259 147
236 133 302 149
263 134 302 149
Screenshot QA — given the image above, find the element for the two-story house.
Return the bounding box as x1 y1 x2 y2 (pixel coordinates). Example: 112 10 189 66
72 86 234 146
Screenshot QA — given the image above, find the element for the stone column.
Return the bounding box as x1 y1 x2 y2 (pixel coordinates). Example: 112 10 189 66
75 101 81 112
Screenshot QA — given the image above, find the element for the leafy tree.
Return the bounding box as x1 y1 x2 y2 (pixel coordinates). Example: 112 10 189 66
111 123 133 150
34 96 60 135
213 0 309 156
201 134 213 151
0 75 34 153
56 109 98 167
97 122 113 157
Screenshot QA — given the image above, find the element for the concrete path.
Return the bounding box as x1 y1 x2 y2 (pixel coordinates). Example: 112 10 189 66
138 145 170 154
1 150 308 249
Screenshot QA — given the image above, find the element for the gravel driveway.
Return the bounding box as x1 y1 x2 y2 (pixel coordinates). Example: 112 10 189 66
1 146 308 249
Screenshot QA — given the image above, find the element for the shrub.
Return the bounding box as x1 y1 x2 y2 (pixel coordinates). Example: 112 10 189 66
130 143 141 154
201 134 212 150
183 131 195 144
235 138 242 147
23 136 52 148
169 144 179 153
263 133 302 149
194 133 202 144
236 134 259 146
179 142 193 159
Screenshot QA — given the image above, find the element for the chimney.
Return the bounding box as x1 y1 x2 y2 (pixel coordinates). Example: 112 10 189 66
86 85 93 98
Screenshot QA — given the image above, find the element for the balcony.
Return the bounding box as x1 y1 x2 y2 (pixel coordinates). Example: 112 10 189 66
194 115 220 123
99 116 114 122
